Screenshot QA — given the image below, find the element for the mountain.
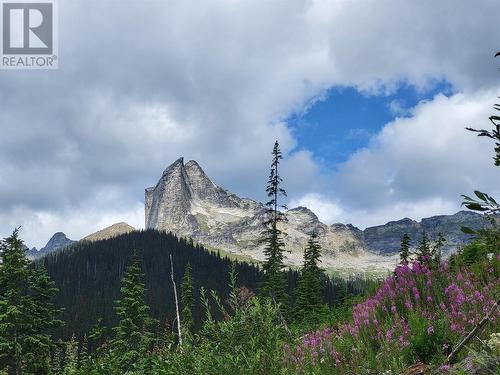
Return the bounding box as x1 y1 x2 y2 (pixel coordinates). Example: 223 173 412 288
146 158 490 272
40 230 368 340
82 222 136 242
364 211 489 255
145 159 383 272
26 232 75 260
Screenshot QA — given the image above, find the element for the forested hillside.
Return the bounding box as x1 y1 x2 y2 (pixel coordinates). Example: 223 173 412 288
40 229 371 341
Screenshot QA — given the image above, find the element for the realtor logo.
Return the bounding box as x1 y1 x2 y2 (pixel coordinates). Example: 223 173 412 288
1 0 58 69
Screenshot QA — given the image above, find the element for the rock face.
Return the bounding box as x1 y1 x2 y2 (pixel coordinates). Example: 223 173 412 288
83 222 135 242
146 159 393 271
146 158 491 271
364 211 488 255
27 232 75 259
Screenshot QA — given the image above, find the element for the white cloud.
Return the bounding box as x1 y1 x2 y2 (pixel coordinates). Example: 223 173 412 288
289 193 345 224
0 0 499 246
290 90 500 228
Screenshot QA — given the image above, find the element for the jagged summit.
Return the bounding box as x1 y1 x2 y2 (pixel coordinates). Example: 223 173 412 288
145 158 261 234
145 158 379 270
145 158 491 271
26 232 75 259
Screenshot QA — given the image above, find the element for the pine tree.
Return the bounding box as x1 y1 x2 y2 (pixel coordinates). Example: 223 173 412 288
432 232 446 265
110 251 154 371
416 231 431 264
294 233 324 325
0 229 61 375
0 229 30 374
180 262 194 332
399 233 411 264
62 335 79 375
25 265 63 374
260 141 288 308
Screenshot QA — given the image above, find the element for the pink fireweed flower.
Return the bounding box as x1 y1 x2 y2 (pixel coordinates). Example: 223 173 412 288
440 364 451 372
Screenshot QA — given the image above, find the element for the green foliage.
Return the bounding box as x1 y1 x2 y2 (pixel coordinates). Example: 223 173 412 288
261 140 289 308
157 295 288 375
0 229 61 375
180 262 194 332
294 233 325 326
451 223 500 279
399 233 411 264
62 335 79 375
109 251 155 373
461 190 499 216
431 232 446 266
415 231 431 263
406 312 446 364
43 229 264 341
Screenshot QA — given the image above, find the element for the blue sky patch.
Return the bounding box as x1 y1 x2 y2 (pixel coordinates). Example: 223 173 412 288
287 81 455 171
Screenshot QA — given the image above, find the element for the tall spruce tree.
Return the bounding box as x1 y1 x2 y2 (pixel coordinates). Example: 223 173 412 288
0 229 61 375
432 232 446 265
180 262 194 332
110 251 154 371
415 231 431 264
294 233 324 325
26 265 63 374
62 335 79 375
260 141 288 307
0 229 30 374
399 233 411 264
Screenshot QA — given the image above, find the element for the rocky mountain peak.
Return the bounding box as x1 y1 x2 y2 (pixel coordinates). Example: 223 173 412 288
83 222 135 242
184 159 226 203
26 232 75 259
146 157 194 230
145 158 492 271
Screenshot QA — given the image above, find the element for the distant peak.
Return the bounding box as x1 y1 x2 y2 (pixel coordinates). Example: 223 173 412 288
51 232 68 238
83 222 135 242
46 232 71 243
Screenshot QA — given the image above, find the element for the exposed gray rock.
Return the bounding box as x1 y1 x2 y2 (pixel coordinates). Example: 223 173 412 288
146 159 389 271
146 158 493 271
364 211 489 255
26 232 75 259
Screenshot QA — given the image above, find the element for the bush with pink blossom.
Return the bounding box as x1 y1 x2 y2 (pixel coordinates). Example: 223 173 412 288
285 252 499 374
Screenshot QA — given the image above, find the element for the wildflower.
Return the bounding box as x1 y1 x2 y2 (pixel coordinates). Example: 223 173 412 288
427 326 434 335
439 364 451 372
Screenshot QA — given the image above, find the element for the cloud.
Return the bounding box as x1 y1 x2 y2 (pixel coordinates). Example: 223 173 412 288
289 90 500 228
0 0 499 246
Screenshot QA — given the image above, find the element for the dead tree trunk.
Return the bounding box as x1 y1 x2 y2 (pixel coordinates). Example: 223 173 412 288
446 299 499 363
170 253 183 349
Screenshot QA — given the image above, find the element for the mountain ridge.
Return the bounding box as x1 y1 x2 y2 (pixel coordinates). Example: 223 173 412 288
145 158 488 271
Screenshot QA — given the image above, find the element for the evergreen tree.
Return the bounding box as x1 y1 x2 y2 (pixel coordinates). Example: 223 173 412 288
0 229 61 375
415 231 431 264
399 233 411 264
62 335 79 375
110 251 154 371
51 341 64 374
294 233 324 325
180 262 194 332
0 229 30 374
25 265 63 374
432 232 446 265
260 141 288 308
